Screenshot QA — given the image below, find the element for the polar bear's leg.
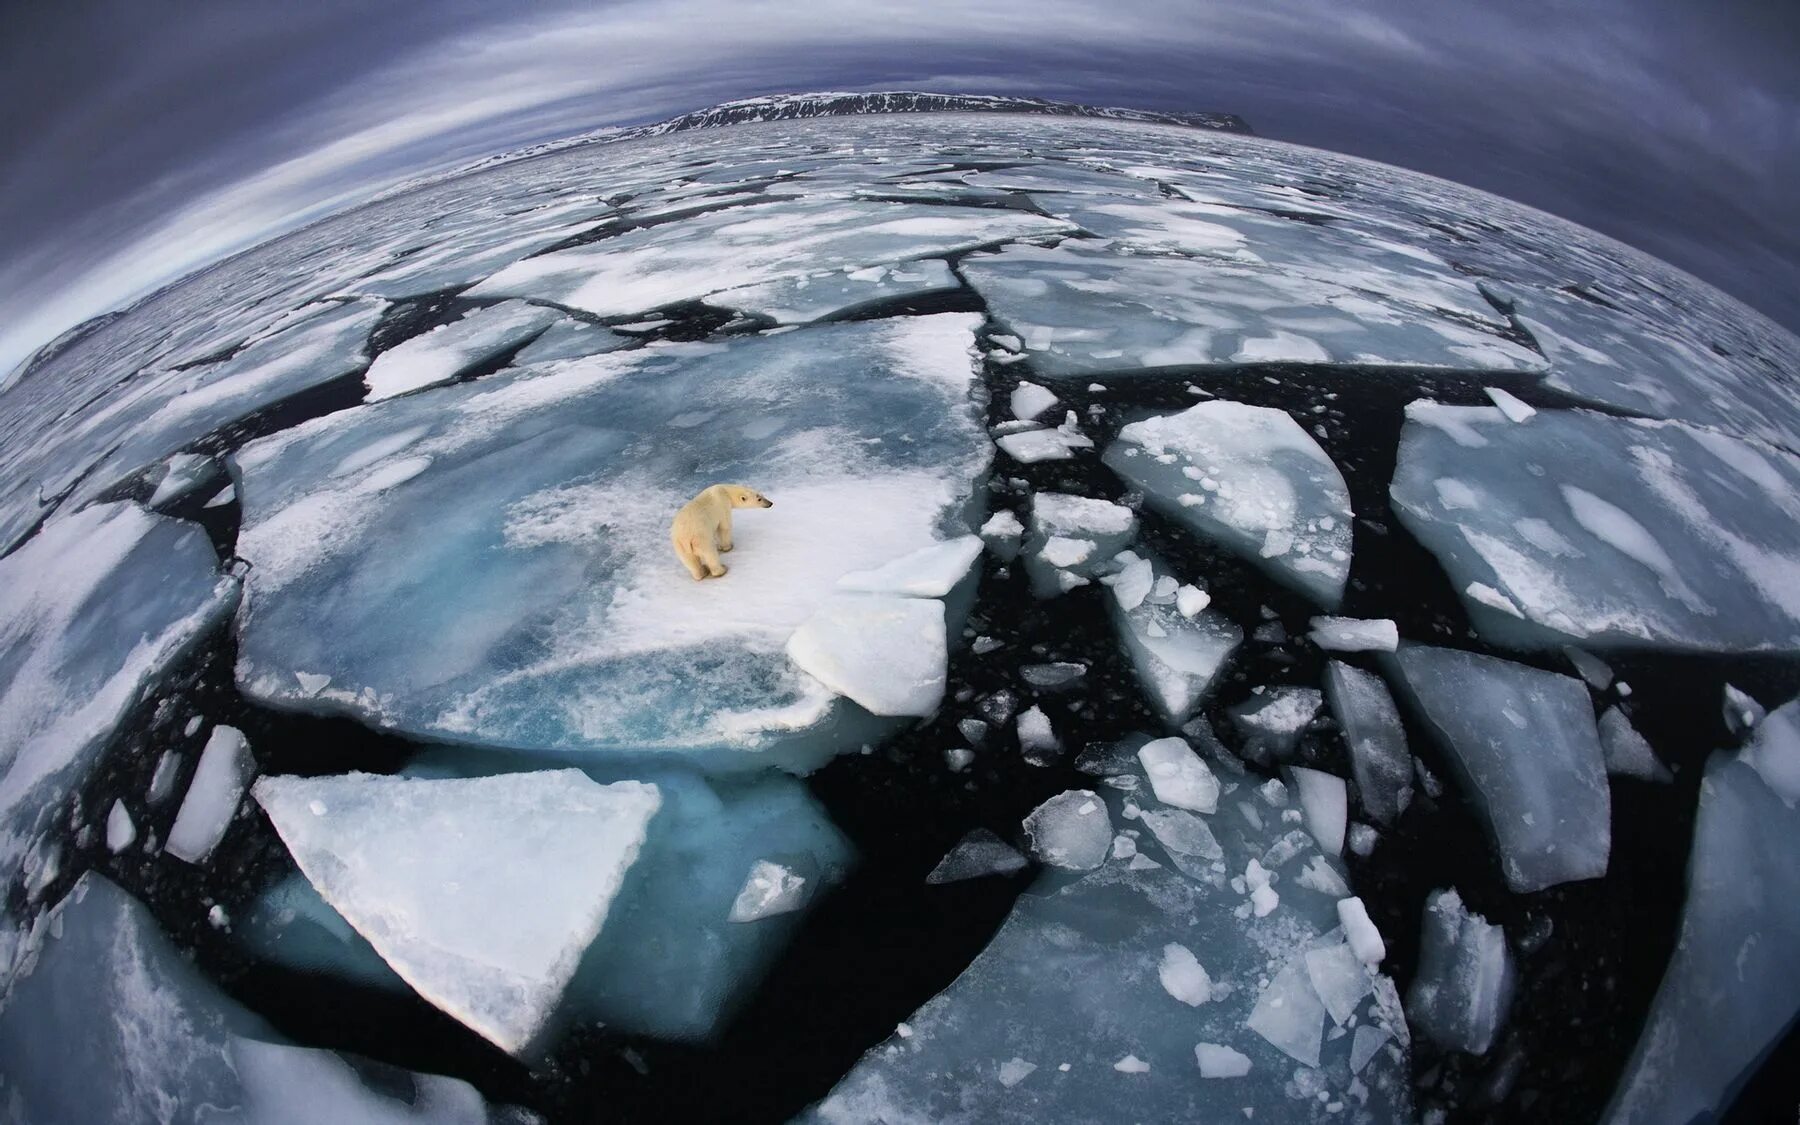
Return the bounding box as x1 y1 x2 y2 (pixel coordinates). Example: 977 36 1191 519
718 512 733 553
697 539 728 578
675 539 708 581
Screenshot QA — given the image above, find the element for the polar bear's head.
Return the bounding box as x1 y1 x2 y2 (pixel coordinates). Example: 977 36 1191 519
721 484 774 509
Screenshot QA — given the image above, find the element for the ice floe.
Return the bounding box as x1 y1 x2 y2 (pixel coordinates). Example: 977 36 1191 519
254 769 661 1055
1389 643 1609 892
1392 402 1800 653
1407 888 1514 1055
927 828 1028 884
1107 400 1353 607
787 595 947 717
165 725 255 865
1308 616 1398 652
363 300 558 401
1228 686 1323 766
1107 552 1242 725
1323 661 1413 825
230 315 989 772
1022 492 1139 597
1022 790 1112 871
706 259 960 324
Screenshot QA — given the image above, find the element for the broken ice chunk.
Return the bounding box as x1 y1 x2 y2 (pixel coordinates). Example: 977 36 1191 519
1289 768 1347 856
1605 727 1800 1123
1016 706 1060 760
1304 940 1372 1026
147 749 184 805
1740 698 1800 806
1106 400 1353 607
786 594 947 717
1158 943 1215 1006
1247 955 1326 1067
1324 661 1413 826
1389 643 1610 892
1337 897 1387 965
1308 616 1398 653
1406 889 1513 1056
928 829 1029 884
1722 683 1765 737
1023 492 1138 597
364 300 558 401
1023 790 1112 871
997 1057 1038 1088
147 453 221 510
1598 707 1672 782
979 509 1025 561
1228 687 1322 766
1010 381 1059 422
1194 1043 1252 1078
1175 584 1211 618
253 770 661 1056
1021 662 1087 691
1113 1055 1151 1074
728 860 809 922
1349 1025 1392 1074
166 725 256 865
105 799 136 853
1109 553 1242 725
1482 386 1537 423
834 535 982 597
1562 646 1615 690
1104 552 1156 610
1137 737 1221 813
995 422 1092 464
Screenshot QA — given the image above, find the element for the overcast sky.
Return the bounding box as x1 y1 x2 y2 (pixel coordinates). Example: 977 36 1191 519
3 0 1796 376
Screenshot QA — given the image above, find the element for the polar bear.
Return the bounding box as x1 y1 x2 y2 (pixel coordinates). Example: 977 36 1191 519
670 483 773 580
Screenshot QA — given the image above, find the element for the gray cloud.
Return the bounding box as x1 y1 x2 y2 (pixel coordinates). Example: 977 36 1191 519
2 0 1795 373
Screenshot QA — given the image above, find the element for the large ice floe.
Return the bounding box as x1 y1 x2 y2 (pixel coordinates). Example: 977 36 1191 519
810 748 1413 1123
254 769 662 1055
243 757 852 1045
1391 401 1800 653
468 198 1069 319
1106 399 1354 607
229 314 989 772
0 873 518 1124
0 503 238 884
1605 703 1800 1124
958 238 1545 379
1387 643 1609 892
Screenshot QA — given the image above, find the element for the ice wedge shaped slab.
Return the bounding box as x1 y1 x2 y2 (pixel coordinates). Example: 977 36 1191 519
1107 399 1353 607
1599 707 1671 782
244 760 853 1044
927 828 1028 884
811 768 1413 1124
230 315 989 772
0 873 512 1124
706 259 960 324
1389 643 1610 892
469 197 1068 319
959 239 1544 379
1604 721 1800 1124
834 535 982 597
1107 553 1242 725
0 502 237 871
1324 661 1413 825
1391 402 1800 653
787 594 947 716
253 770 661 1055
364 300 558 401
1022 491 1139 597
1406 888 1514 1055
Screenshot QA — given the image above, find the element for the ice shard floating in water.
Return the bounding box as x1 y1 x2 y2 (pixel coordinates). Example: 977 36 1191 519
1106 400 1353 607
1021 491 1139 597
0 502 237 876
1324 661 1413 825
1605 705 1800 1125
363 300 558 401
0 873 511 1124
1105 551 1242 725
1391 401 1800 654
1406 888 1514 1056
1388 643 1610 892
229 314 990 773
253 770 661 1056
810 758 1412 1123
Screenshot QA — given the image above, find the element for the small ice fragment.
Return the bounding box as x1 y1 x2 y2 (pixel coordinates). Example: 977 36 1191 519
1158 943 1215 1006
207 904 230 929
729 860 809 922
1010 381 1059 421
1307 617 1398 653
1113 1055 1150 1074
1195 1043 1252 1078
1406 888 1514 1055
997 1057 1037 1087
1290 767 1347 855
1304 941 1372 1026
1137 737 1220 813
1021 662 1087 690
1347 823 1378 856
1349 1025 1392 1074
1561 646 1613 690
105 800 136 853
147 750 184 805
1247 956 1326 1067
1338 897 1387 965
1723 684 1765 737
944 747 975 772
1109 554 1155 610
927 829 1028 884
294 672 331 696
1482 387 1537 423
1599 707 1671 782
166 725 255 865
1023 790 1112 870
1296 855 1351 897
1016 706 1059 756
1175 584 1211 618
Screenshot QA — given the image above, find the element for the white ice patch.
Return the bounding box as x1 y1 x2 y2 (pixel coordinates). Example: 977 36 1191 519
786 595 947 717
1308 616 1398 653
1023 790 1112 871
835 535 982 597
1137 737 1221 814
364 301 558 402
166 726 256 865
1158 942 1215 1006
728 860 809 922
